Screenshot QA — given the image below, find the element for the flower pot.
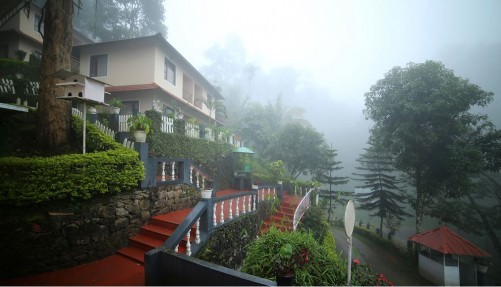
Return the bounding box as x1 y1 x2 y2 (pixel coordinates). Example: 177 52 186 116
201 189 213 199
110 107 120 114
133 130 147 142
276 273 295 286
88 107 97 114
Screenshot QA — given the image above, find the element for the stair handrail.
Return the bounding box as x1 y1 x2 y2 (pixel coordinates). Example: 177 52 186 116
162 200 208 256
292 187 315 231
162 190 258 257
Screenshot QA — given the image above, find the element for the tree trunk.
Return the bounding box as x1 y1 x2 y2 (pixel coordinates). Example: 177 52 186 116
379 215 383 237
36 0 73 152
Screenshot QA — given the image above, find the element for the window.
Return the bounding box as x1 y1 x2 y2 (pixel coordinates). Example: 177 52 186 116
34 13 44 33
122 100 139 115
164 58 176 85
90 54 108 77
31 49 42 59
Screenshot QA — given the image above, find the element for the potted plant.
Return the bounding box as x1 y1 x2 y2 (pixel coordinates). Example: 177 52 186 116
127 113 153 142
274 243 310 286
109 98 123 114
201 189 213 199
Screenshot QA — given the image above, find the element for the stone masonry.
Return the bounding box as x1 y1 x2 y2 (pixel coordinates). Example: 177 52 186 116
0 184 199 280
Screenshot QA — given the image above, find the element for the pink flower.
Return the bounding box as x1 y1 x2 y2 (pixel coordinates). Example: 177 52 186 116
353 258 360 265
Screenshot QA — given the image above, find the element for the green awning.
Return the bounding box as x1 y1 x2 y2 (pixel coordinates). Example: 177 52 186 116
232 146 255 154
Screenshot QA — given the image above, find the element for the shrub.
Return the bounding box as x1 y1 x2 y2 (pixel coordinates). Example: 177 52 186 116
0 116 144 206
148 132 233 189
298 204 330 243
351 259 394 286
241 227 346 286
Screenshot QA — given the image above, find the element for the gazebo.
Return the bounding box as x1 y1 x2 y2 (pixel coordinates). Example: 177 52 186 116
409 226 490 286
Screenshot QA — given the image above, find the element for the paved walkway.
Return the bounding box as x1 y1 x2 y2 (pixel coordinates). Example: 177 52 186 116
331 227 432 286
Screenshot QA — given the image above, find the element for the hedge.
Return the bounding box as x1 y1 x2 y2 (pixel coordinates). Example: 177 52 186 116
148 131 234 189
0 116 144 206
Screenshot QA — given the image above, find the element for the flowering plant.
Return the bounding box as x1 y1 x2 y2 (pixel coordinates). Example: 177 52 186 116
274 243 310 275
351 258 393 286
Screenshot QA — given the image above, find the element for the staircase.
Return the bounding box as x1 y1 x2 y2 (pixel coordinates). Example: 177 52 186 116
116 209 195 264
116 190 301 265
260 200 296 234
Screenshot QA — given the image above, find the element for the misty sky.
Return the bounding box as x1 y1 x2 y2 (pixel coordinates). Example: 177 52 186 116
164 0 501 189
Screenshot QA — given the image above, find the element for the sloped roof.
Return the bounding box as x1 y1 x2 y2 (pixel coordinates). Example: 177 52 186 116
409 226 490 257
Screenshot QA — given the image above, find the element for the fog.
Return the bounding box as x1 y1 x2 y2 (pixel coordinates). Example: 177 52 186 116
165 0 501 190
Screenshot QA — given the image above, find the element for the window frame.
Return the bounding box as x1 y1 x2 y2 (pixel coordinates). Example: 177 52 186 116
164 57 176 85
89 54 108 77
34 13 44 33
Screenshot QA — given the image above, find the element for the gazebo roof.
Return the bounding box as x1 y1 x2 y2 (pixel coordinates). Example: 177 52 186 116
409 226 490 257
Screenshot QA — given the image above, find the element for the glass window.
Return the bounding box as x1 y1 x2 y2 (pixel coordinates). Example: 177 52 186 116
122 100 139 115
164 58 176 85
90 54 108 77
34 13 44 33
31 49 42 59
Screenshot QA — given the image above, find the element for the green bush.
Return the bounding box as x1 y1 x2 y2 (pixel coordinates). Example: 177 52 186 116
298 204 330 243
241 227 346 286
148 132 233 189
0 57 40 82
0 116 144 206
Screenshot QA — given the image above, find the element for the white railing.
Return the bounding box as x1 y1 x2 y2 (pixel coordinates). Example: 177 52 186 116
205 127 215 141
161 116 174 133
0 78 39 95
72 108 116 138
118 114 132 132
211 193 257 229
185 122 199 138
117 113 241 146
72 108 83 118
123 138 134 149
96 121 115 138
293 188 315 230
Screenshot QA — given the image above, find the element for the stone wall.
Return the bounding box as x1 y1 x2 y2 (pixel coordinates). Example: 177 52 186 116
197 200 273 269
0 184 199 280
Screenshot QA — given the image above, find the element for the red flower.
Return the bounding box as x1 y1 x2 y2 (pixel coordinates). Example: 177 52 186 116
353 258 360 265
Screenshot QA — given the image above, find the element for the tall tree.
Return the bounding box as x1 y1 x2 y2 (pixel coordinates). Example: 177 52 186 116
269 122 328 180
364 60 498 233
36 0 74 152
352 138 409 237
73 0 167 41
313 144 349 221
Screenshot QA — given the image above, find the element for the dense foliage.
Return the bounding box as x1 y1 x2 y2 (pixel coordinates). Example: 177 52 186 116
241 227 346 286
0 116 144 206
297 204 330 243
148 132 233 189
73 0 167 41
314 145 349 221
353 137 409 236
364 60 501 233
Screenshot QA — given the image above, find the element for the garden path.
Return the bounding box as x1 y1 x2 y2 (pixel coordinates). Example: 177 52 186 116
331 227 432 286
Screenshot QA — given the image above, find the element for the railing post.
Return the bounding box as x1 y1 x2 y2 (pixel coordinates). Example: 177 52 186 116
135 142 150 188
200 198 213 233
277 181 284 201
181 160 190 185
